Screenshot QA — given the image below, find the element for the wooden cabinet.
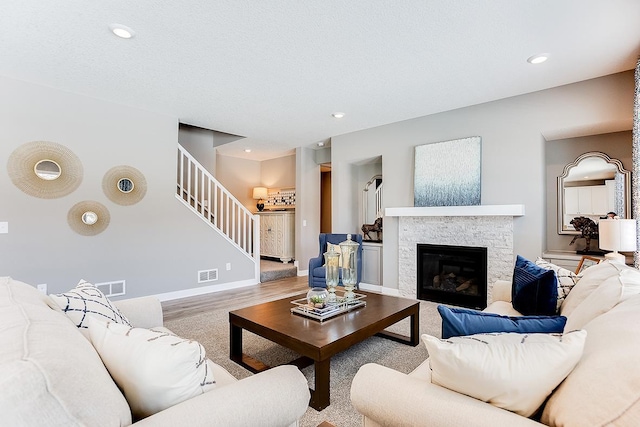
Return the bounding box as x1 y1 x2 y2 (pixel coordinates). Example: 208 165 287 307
361 242 383 286
257 211 295 263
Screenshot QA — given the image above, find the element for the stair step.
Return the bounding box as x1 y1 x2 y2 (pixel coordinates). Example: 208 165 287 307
260 260 297 283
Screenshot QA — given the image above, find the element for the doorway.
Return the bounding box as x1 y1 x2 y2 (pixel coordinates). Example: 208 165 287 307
320 164 331 233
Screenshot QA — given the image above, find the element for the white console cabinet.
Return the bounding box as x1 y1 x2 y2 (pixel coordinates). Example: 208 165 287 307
361 242 383 286
257 211 295 263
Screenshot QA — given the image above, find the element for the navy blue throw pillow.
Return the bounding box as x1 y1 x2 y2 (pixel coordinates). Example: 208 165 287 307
438 305 567 339
512 255 558 316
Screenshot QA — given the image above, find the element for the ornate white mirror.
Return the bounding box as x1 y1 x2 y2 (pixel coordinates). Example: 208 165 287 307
34 159 61 181
557 151 630 234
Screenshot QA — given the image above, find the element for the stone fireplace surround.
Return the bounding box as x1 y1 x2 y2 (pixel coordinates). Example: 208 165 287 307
386 205 525 305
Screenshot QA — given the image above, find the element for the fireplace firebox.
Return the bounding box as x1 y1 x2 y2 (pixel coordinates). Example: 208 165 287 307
417 244 488 309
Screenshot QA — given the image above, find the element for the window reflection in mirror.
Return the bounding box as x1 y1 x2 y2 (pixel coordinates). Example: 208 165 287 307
34 159 61 181
117 178 134 193
81 211 98 225
557 152 630 235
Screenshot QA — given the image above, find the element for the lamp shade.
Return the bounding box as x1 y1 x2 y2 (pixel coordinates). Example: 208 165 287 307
598 219 637 252
252 187 268 200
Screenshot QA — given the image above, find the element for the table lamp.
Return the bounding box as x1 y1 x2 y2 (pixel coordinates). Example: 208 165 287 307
252 187 268 211
598 218 637 263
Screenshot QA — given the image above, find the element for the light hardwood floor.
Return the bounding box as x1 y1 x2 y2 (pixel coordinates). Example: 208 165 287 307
162 275 309 322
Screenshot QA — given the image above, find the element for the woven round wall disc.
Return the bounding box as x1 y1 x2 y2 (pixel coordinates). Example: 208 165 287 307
68 201 110 236
102 165 147 205
7 141 83 199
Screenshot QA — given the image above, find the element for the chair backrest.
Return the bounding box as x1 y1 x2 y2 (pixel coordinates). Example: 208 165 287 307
318 233 363 283
318 233 363 253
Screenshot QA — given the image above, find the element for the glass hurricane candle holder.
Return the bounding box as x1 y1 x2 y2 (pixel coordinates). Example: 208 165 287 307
324 248 341 303
339 234 359 300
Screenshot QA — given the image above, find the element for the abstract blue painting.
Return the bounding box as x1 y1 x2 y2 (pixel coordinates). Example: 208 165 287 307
414 136 482 207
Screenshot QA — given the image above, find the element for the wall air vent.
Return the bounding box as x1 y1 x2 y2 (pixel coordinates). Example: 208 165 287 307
95 280 126 297
198 269 218 283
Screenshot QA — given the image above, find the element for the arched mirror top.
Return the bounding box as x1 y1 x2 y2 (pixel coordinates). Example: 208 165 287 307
559 152 626 182
34 159 61 181
557 151 631 235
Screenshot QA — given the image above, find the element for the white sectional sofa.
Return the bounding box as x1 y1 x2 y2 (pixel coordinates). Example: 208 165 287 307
0 277 310 426
351 260 640 426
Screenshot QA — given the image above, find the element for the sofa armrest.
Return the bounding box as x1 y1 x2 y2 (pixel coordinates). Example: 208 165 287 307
132 365 310 427
114 296 163 329
351 363 541 427
490 279 512 304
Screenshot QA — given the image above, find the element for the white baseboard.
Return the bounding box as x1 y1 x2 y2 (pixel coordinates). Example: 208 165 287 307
297 269 308 277
359 282 401 296
153 278 259 302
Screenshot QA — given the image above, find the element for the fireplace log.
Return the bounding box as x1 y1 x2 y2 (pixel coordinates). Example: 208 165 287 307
456 278 475 292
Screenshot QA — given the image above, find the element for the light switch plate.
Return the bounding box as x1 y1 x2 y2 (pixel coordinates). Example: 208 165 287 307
0 222 8 234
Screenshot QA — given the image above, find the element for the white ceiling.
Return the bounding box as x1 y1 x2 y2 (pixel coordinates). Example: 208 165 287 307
1 1 639 160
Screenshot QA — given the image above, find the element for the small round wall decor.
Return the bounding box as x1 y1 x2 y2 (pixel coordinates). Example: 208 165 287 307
68 201 110 236
102 165 147 205
7 141 83 199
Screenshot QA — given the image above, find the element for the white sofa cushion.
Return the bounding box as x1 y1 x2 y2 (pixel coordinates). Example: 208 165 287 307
0 277 131 426
542 293 640 426
49 279 131 338
88 317 217 420
564 265 640 332
560 261 620 317
423 330 586 417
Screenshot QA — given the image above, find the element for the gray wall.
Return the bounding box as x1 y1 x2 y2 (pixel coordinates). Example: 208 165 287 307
262 154 296 189
295 147 321 274
331 71 635 291
215 154 261 212
0 76 255 298
178 124 216 176
545 131 632 251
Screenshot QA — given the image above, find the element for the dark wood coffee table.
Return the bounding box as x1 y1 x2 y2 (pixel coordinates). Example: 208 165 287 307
229 290 420 410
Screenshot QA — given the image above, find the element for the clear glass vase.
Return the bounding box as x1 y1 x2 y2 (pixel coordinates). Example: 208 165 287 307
324 248 341 303
339 234 359 300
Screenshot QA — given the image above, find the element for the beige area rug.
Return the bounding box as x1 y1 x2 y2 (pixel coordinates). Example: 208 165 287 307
165 295 443 427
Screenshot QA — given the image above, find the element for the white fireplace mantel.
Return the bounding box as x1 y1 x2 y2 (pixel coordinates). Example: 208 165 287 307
385 204 525 217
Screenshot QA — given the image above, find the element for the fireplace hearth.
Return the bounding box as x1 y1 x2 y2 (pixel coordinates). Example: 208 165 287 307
417 243 488 309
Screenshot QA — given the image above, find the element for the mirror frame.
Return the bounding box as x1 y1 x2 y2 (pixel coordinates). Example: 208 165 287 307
557 151 631 235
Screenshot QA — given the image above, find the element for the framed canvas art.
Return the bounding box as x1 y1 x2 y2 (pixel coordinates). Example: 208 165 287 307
414 136 482 207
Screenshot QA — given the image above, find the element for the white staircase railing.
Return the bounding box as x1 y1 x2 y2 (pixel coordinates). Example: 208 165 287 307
176 144 260 278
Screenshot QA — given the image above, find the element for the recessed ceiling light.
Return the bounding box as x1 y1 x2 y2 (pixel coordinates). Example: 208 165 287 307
527 53 549 64
317 142 325 147
244 148 252 153
332 112 345 119
109 24 135 39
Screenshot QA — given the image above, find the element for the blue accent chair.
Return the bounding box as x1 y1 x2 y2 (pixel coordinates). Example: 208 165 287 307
308 233 363 288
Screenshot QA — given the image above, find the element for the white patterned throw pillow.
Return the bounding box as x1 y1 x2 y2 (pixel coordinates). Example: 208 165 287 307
536 257 580 312
50 280 131 338
88 317 217 419
423 330 586 417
